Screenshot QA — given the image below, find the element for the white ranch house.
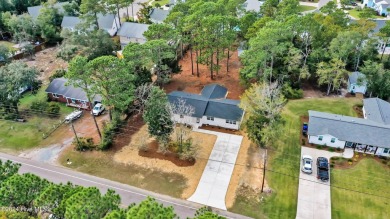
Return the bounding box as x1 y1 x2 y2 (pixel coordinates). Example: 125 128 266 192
308 98 390 157
168 84 244 130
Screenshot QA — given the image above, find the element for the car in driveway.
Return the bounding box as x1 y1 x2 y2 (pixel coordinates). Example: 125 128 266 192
92 103 105 116
317 157 329 182
301 155 313 174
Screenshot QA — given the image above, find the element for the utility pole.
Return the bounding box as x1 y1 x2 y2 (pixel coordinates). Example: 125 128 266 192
71 120 80 147
261 148 267 193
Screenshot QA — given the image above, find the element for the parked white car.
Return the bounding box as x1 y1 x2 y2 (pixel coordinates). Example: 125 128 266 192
92 103 105 116
301 155 313 174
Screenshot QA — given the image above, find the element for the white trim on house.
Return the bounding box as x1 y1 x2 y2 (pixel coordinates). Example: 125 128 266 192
172 114 241 130
308 134 346 149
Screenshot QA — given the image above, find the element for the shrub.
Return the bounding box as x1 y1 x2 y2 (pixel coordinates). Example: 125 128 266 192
155 3 161 8
330 164 335 168
348 159 353 162
99 118 121 150
316 145 322 149
282 83 303 99
31 101 60 117
328 147 335 152
74 137 96 151
31 100 48 113
49 69 66 82
46 102 60 115
302 139 305 145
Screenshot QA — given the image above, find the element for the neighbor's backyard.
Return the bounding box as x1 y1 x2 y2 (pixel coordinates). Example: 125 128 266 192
233 97 361 219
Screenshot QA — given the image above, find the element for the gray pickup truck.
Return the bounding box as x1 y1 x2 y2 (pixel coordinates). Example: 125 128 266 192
317 157 329 182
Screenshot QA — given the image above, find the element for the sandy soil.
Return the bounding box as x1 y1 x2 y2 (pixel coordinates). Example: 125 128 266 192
225 134 266 208
163 50 246 100
24 46 68 84
113 124 217 199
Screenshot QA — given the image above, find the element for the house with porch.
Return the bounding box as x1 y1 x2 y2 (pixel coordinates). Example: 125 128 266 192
363 0 390 16
347 71 367 94
307 98 390 157
117 22 150 49
167 84 244 130
45 78 101 110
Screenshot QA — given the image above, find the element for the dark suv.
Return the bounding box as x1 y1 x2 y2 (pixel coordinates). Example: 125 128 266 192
317 157 329 182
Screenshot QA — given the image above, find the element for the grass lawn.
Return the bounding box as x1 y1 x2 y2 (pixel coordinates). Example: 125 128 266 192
58 149 187 198
347 9 384 19
229 98 361 219
298 5 317 12
152 0 170 7
0 86 73 152
0 41 16 51
300 0 319 3
331 159 390 219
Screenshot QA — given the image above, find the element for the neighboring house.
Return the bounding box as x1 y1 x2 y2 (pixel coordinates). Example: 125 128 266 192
307 98 390 157
243 0 264 13
149 8 170 23
168 84 245 130
117 22 150 49
61 13 120 36
27 2 68 20
364 0 389 16
45 78 101 110
348 72 367 94
371 20 390 54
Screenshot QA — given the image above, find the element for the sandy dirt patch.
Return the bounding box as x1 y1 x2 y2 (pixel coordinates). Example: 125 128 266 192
164 50 245 100
113 124 217 199
226 134 267 208
23 46 68 84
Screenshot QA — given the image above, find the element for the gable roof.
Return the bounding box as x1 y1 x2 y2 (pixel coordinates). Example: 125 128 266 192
150 8 170 23
308 110 390 148
61 14 117 31
168 85 244 121
168 91 208 118
363 98 390 125
117 22 150 40
28 2 68 20
200 84 228 99
348 71 367 85
61 16 82 29
45 78 101 102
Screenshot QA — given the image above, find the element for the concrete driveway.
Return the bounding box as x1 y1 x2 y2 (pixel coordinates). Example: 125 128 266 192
188 129 243 210
296 147 342 219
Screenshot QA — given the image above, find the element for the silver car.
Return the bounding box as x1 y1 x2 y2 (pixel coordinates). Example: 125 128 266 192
301 155 313 174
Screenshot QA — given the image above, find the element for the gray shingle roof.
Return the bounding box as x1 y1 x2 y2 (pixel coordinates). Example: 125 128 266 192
200 84 228 99
348 71 367 85
150 8 170 23
205 99 243 121
168 91 208 118
244 0 263 12
363 98 390 125
61 16 82 29
308 110 390 148
117 22 150 39
168 85 244 121
45 78 101 102
373 20 386 34
28 2 68 20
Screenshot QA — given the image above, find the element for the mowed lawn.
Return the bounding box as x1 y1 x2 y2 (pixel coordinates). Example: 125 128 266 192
0 87 73 152
259 97 361 219
298 5 316 12
331 159 390 219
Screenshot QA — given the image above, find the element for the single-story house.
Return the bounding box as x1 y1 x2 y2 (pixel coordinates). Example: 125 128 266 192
27 2 69 20
348 71 367 94
61 13 120 36
45 78 101 110
168 84 245 130
307 98 390 157
117 22 150 49
149 8 170 24
363 0 389 16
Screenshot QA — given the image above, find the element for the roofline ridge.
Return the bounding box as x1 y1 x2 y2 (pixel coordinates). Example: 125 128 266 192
311 114 390 129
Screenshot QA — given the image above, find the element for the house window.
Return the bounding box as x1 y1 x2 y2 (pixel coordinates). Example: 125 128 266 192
52 93 59 98
226 120 236 124
207 116 214 121
331 138 336 143
318 136 323 141
384 148 389 154
71 98 76 103
180 115 184 118
196 118 200 123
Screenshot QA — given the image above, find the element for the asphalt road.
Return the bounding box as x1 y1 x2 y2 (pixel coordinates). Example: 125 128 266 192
0 152 251 219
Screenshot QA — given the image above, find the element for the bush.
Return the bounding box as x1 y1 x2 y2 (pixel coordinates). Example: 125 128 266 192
155 3 161 8
31 100 60 117
330 163 335 168
74 137 96 151
282 83 303 99
47 102 60 115
49 69 67 82
328 147 335 152
31 100 48 113
99 118 121 150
